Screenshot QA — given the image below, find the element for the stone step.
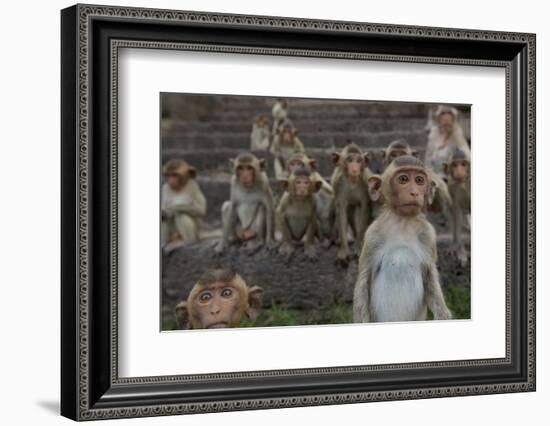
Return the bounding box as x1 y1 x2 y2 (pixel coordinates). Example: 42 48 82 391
162 129 428 152
166 116 428 134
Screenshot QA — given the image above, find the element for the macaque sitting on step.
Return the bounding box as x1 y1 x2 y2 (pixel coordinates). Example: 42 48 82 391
161 159 207 253
270 122 305 179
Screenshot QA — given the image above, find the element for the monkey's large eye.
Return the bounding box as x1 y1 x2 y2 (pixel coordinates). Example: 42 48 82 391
415 175 426 185
198 291 213 302
397 174 409 184
221 288 233 298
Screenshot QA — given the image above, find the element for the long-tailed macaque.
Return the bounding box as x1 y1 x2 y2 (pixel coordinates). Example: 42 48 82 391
381 139 452 213
443 148 471 266
425 105 471 176
277 167 322 258
161 159 207 253
271 98 293 138
250 114 270 151
381 139 419 169
353 156 452 323
217 153 275 253
175 269 263 329
287 153 335 245
270 122 305 179
331 143 373 263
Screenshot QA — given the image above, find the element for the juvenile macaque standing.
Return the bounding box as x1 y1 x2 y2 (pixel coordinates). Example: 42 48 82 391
161 159 207 253
331 143 373 263
443 149 471 266
353 155 452 323
287 153 335 245
425 105 471 176
217 153 275 253
175 269 263 329
250 114 270 151
277 167 322 258
270 122 305 179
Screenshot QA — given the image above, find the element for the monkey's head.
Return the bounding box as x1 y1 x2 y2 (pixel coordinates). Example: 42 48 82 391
443 148 470 184
382 139 417 167
332 143 370 179
255 114 269 128
163 159 196 191
435 105 458 136
273 99 289 121
368 155 433 216
175 269 263 330
287 152 317 175
277 122 298 145
230 153 266 188
281 167 322 200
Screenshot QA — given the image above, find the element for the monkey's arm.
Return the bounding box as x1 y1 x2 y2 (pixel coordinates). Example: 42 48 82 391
423 263 452 320
263 187 275 243
353 243 372 322
276 194 292 243
294 138 305 153
270 138 280 156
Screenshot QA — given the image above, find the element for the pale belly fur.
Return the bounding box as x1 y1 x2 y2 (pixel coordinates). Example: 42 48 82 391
371 245 427 322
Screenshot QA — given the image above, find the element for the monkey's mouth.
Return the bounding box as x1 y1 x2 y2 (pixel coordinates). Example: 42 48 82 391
206 322 229 329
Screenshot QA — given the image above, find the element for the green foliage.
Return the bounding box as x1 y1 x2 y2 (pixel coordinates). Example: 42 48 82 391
162 284 470 330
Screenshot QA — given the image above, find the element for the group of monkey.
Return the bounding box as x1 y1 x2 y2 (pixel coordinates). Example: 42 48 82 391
164 99 471 329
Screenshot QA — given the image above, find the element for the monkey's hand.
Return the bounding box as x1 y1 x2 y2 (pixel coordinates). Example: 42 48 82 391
305 244 317 260
279 242 295 258
214 241 227 255
433 305 452 321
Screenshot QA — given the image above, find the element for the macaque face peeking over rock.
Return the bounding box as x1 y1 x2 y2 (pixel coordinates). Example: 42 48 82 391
446 157 469 183
175 269 263 330
391 169 429 216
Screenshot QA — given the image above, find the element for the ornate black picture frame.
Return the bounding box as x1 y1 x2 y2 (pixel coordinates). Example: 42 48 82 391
61 3 536 421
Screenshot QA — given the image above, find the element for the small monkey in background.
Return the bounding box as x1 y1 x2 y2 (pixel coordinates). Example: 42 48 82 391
353 155 452 323
331 143 373 263
250 114 271 151
175 269 263 329
271 98 293 138
425 105 471 176
277 167 322 258
443 148 471 266
380 139 418 170
270 122 305 179
161 159 207 253
287 153 335 246
217 153 275 253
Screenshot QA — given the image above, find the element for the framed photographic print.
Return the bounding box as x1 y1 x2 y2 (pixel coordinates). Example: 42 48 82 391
61 3 536 421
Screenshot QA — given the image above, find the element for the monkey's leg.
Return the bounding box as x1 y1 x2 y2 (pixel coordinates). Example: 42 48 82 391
352 204 368 255
274 158 285 180
336 202 350 262
174 213 199 243
241 207 265 255
304 217 318 259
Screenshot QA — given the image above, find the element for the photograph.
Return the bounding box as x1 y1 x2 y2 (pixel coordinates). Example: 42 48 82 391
160 94 472 331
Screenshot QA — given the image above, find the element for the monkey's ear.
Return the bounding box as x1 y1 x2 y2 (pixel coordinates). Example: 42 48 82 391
187 166 197 178
367 175 383 202
379 149 386 160
442 162 450 176
363 152 370 166
428 181 436 206
246 286 263 320
279 179 289 191
411 149 419 158
258 158 267 171
309 159 318 171
293 128 300 136
313 180 323 193
175 301 191 330
331 152 341 165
